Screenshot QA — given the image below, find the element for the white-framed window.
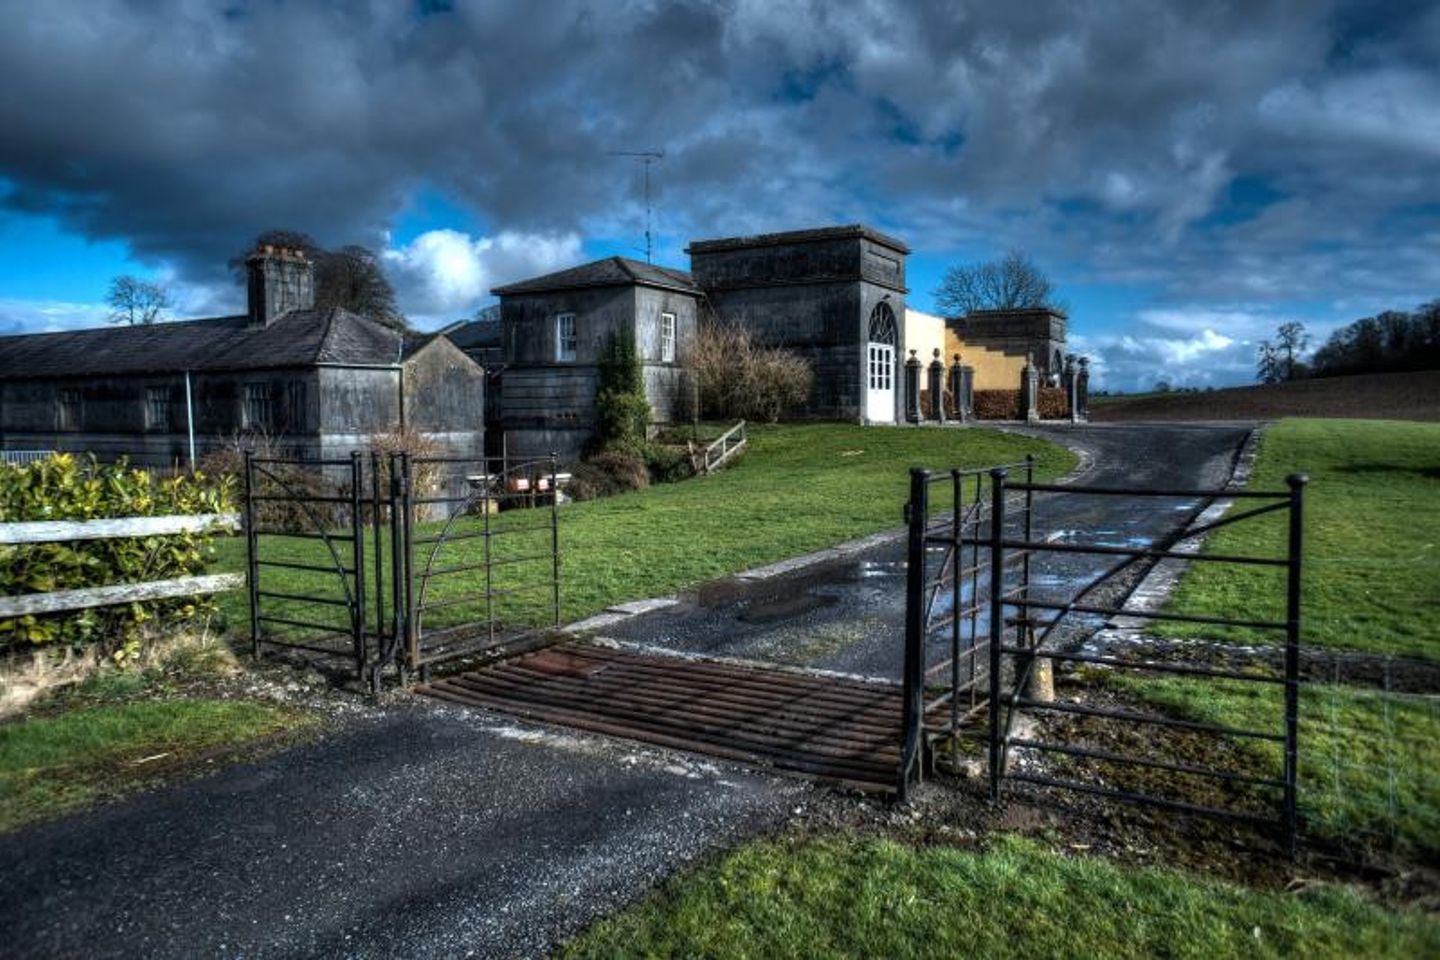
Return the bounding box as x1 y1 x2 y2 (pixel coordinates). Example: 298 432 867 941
555 312 577 362
145 386 171 430
660 312 676 363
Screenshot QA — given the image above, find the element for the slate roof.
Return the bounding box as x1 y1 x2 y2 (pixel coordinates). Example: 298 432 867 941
686 224 910 255
491 256 698 296
0 307 406 380
444 318 502 351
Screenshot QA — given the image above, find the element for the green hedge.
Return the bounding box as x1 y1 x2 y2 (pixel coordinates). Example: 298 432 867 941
0 455 233 657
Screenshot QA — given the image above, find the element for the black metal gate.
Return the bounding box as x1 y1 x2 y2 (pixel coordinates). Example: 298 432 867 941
901 462 1308 853
243 450 561 689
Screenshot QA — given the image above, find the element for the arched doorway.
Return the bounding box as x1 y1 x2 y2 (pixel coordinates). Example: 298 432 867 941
866 302 897 423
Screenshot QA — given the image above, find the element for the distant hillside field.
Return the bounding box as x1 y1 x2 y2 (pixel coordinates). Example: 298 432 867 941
1090 370 1440 422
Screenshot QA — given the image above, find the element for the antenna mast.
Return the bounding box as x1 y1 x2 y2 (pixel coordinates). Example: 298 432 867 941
607 149 665 263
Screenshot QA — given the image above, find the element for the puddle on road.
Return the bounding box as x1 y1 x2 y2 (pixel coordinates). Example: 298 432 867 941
737 592 839 624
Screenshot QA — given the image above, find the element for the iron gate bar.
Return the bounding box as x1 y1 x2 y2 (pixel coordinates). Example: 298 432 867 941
1007 482 1288 499
255 590 352 607
985 539 1291 566
255 559 357 575
998 646 1286 684
1011 598 1289 632
1007 696 1286 741
249 530 358 542
1005 772 1277 825
1007 737 1288 788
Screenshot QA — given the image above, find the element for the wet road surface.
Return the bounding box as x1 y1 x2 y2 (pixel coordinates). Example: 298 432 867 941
595 423 1254 680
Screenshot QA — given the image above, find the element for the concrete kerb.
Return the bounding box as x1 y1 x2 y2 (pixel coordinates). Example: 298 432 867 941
561 432 1102 636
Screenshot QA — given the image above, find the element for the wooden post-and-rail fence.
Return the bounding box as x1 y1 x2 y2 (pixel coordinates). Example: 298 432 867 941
0 513 242 618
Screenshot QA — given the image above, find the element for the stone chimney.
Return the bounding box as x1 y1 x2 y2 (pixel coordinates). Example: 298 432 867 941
246 244 315 326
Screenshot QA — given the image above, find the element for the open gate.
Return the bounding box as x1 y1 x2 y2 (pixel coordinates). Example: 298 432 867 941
902 461 1308 853
243 450 561 689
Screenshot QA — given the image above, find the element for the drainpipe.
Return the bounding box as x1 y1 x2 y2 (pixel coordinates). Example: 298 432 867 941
184 371 196 470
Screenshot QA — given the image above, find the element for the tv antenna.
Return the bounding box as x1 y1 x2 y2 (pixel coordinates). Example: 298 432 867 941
607 149 665 262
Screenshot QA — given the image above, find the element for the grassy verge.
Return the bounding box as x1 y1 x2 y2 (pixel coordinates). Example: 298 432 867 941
1160 418 1440 659
1107 674 1439 858
213 424 1073 635
0 696 307 832
563 835 1438 959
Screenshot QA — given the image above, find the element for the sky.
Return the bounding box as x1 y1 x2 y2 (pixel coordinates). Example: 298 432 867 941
0 0 1436 391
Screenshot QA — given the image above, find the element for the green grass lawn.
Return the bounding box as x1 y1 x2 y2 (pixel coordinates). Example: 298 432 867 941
1108 673 1439 858
0 697 308 832
213 424 1073 636
563 835 1438 959
1160 418 1440 660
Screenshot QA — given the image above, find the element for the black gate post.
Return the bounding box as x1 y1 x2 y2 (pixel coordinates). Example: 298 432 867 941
898 467 930 801
370 451 385 650
349 451 366 679
1283 472 1308 857
243 449 261 661
904 350 923 423
988 467 1008 803
928 350 946 422
550 453 562 628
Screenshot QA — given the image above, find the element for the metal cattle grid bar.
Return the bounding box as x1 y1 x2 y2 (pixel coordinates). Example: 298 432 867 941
420 642 931 792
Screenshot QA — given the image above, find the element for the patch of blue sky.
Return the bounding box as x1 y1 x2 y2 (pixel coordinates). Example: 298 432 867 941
389 185 488 248
0 203 148 302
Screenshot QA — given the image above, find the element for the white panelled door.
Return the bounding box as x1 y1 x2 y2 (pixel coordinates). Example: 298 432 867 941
866 342 895 422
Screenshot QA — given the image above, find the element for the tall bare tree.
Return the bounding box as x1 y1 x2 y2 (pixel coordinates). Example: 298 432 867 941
106 275 171 325
934 249 1062 317
1256 340 1284 384
1275 320 1309 380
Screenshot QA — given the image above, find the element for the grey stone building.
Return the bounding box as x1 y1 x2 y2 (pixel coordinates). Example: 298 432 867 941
0 247 485 468
490 256 699 460
688 225 910 424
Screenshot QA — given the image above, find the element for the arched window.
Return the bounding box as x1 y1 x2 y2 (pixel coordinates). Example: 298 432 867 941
868 302 897 345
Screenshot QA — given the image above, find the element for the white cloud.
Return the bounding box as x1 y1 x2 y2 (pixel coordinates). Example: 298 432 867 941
383 229 583 329
0 297 108 334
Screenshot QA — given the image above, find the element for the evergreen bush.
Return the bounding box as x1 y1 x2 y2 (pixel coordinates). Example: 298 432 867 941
0 454 233 657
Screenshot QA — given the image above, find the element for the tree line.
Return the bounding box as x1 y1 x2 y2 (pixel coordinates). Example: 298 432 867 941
1256 299 1439 383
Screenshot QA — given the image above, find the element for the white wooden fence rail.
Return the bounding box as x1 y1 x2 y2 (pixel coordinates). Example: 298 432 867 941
0 512 241 618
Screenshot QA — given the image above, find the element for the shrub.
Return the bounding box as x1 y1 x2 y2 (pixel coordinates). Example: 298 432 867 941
641 443 696 484
1036 386 1070 419
973 389 1022 419
0 454 233 658
596 329 650 448
583 451 650 495
688 322 813 422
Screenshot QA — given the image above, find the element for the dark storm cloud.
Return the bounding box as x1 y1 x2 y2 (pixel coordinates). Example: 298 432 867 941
0 0 1435 311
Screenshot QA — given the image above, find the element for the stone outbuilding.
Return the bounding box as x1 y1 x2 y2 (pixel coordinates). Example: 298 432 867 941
688 225 910 424
490 256 700 460
0 247 486 468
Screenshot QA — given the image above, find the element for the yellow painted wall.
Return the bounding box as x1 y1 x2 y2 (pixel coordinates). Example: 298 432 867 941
944 327 1027 390
903 308 946 364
